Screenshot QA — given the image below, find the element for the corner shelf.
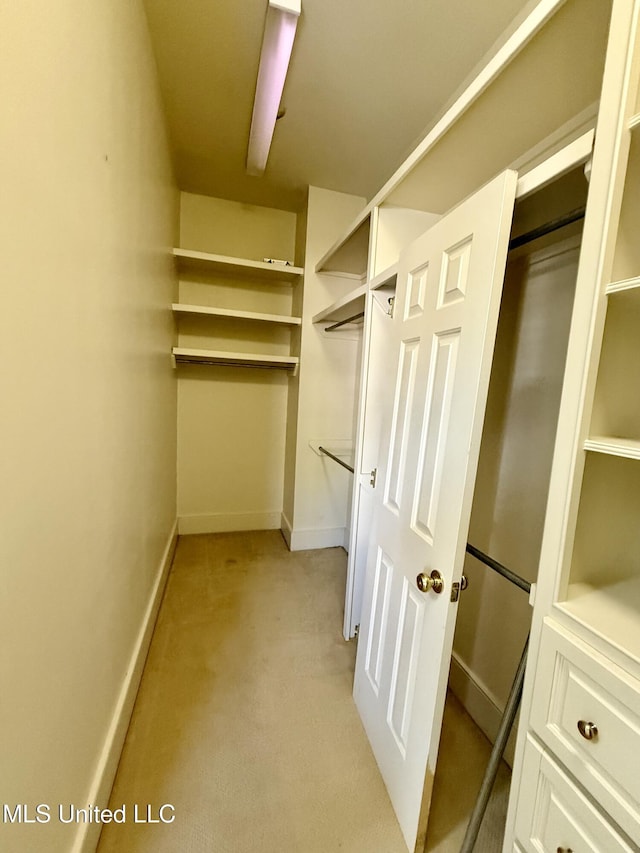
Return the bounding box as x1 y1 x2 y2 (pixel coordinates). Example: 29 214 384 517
172 303 301 326
172 347 299 371
173 248 303 282
173 246 302 373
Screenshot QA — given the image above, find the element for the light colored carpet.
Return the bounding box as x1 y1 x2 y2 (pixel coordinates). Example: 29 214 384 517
97 530 509 853
426 693 511 852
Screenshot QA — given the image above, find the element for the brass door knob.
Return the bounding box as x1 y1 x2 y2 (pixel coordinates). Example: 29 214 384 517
416 570 444 594
577 720 598 740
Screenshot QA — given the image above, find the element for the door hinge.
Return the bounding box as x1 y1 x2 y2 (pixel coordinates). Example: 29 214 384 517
450 575 468 602
387 297 395 318
370 468 377 488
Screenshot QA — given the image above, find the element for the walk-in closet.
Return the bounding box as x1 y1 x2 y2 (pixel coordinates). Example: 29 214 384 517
4 0 640 851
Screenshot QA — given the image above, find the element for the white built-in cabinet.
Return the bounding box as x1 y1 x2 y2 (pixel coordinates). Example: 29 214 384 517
311 0 640 849
508 1 640 850
172 248 302 371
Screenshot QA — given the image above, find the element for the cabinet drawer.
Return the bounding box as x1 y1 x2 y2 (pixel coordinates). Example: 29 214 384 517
515 736 636 853
530 619 640 843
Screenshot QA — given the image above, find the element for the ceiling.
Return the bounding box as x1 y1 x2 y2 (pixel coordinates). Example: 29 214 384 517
143 0 533 212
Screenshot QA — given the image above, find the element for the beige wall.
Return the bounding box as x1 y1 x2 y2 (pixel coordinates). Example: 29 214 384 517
177 193 298 533
283 187 365 550
0 2 177 851
450 236 580 757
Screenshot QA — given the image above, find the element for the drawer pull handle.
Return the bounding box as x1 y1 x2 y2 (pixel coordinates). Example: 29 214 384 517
577 719 598 740
556 848 573 853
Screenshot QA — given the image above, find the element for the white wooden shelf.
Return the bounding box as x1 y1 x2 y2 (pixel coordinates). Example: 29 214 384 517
172 303 301 326
369 263 399 291
172 347 299 371
584 436 640 460
606 275 640 294
173 248 303 281
628 111 640 131
312 283 367 325
557 577 640 666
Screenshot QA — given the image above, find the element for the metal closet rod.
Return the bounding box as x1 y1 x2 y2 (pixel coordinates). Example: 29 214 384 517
465 543 531 593
325 311 365 332
459 543 531 852
318 446 355 474
508 205 586 251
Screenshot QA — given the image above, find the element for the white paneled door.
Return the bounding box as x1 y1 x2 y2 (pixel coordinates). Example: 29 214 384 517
353 171 518 852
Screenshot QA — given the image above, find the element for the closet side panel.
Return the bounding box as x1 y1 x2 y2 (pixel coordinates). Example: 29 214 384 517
285 186 365 550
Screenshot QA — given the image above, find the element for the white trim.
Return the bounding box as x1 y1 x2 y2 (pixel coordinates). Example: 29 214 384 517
515 129 595 200
606 275 640 294
288 526 347 551
584 435 640 460
178 511 280 535
72 520 178 853
280 512 293 549
342 526 351 552
449 652 517 768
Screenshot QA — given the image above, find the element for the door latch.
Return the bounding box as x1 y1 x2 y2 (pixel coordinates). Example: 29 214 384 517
450 575 468 602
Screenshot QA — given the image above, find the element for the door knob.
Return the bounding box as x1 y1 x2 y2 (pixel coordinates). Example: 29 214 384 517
577 720 598 740
416 569 444 594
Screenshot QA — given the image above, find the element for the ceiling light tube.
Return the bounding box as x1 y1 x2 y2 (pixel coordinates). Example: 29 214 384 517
246 0 301 176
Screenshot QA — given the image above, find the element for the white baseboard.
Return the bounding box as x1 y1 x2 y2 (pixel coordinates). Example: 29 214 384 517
449 652 517 768
72 520 178 853
280 512 293 549
287 525 347 551
342 526 351 552
178 511 280 535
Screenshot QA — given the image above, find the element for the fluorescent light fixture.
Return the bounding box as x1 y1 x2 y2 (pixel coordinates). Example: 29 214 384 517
246 0 301 176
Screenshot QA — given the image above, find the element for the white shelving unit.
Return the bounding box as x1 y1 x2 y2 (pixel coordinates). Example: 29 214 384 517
508 4 640 850
172 246 302 372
